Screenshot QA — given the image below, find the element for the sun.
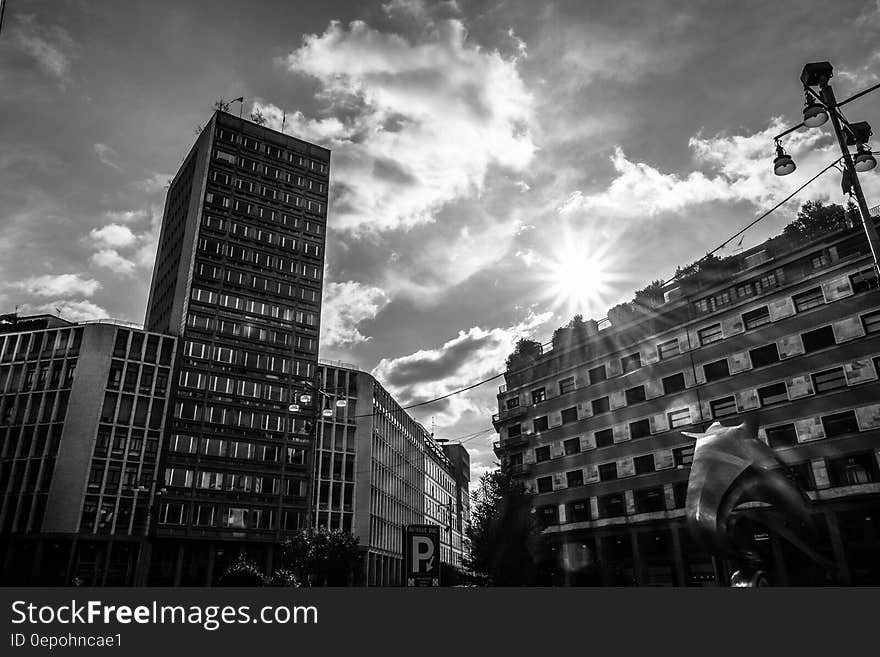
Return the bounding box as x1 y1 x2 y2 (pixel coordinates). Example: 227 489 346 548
534 229 621 320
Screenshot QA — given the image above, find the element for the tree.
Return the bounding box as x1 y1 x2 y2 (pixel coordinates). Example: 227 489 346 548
466 467 553 585
218 554 267 586
782 200 849 244
551 314 591 350
505 338 543 371
281 528 361 586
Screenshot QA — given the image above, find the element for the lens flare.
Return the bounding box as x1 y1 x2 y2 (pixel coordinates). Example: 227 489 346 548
533 227 622 320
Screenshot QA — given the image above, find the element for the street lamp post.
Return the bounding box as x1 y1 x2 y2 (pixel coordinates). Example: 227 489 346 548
774 61 880 277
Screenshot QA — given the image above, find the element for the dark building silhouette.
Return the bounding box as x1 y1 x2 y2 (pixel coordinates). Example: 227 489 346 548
143 110 330 584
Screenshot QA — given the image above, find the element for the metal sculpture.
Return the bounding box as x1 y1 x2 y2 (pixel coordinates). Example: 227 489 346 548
683 422 833 586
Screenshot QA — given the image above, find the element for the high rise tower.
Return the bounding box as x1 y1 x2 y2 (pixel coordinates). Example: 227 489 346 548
144 110 329 584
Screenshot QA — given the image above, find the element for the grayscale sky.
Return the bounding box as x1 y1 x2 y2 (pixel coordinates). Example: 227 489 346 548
2 0 879 479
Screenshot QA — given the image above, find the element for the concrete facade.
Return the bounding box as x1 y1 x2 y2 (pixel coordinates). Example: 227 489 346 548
495 221 880 585
0 317 176 585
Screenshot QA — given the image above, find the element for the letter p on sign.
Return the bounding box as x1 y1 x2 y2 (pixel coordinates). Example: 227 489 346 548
413 536 435 573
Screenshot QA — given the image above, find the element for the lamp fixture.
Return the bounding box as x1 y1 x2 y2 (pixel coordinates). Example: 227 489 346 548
854 144 877 173
773 141 796 176
802 92 828 128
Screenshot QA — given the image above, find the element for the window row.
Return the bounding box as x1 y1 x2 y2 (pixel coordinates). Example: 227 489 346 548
0 359 77 395
195 261 321 305
159 501 302 530
172 401 313 435
501 267 878 411
181 340 314 376
189 288 318 325
168 433 306 465
205 179 324 217
111 330 175 365
0 328 83 364
214 131 328 174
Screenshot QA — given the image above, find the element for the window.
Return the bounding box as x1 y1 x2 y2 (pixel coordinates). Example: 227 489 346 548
703 358 730 382
566 470 584 488
710 396 737 418
749 343 780 368
673 445 694 467
629 418 651 439
507 424 522 438
559 376 575 395
662 373 686 394
595 428 613 448
863 310 880 335
672 482 688 508
765 424 798 448
531 388 546 404
533 416 549 432
621 352 641 373
657 338 679 360
634 454 655 475
567 500 590 523
535 446 551 462
563 437 581 455
598 462 617 481
536 476 553 493
850 267 879 294
821 410 859 437
592 397 610 415
561 407 578 424
743 306 771 330
634 487 665 513
504 397 519 410
588 365 607 384
537 505 557 526
801 326 835 353
668 408 691 429
812 367 847 393
699 324 723 346
598 493 625 518
625 385 646 404
827 452 879 486
793 287 824 312
757 382 788 406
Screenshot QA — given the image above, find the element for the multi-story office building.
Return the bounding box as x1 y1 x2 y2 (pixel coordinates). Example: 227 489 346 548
0 315 176 585
494 219 880 586
314 362 470 585
143 110 330 584
442 443 471 569
423 438 459 567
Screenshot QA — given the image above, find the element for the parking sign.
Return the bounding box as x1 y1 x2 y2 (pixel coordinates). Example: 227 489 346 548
404 524 441 587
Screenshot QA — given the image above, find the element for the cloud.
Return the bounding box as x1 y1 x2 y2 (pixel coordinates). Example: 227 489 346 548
7 274 101 298
93 143 121 171
128 173 171 195
321 281 390 346
90 249 137 274
12 14 75 81
266 11 535 232
90 223 137 248
559 119 843 221
103 209 151 224
372 310 551 410
20 300 110 322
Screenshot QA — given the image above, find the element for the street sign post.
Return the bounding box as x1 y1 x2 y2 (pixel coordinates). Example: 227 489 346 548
404 524 441 587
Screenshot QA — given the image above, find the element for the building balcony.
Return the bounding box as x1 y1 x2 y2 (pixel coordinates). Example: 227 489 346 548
507 463 531 477
493 434 530 455
491 404 527 428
